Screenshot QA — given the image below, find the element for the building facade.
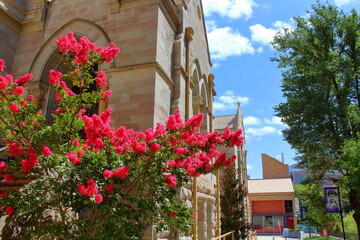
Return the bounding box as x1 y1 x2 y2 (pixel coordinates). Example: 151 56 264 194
0 0 227 239
248 154 297 235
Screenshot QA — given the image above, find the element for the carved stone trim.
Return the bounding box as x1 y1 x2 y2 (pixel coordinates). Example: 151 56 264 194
108 0 121 14
192 95 203 107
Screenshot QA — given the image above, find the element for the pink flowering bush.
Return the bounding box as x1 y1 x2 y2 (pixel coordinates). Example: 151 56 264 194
0 32 243 239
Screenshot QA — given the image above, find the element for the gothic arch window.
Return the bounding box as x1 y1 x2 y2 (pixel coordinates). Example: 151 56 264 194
40 49 99 124
190 60 211 133
28 19 112 123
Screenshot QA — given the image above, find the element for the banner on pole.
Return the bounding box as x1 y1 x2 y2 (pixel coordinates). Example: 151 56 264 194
324 187 340 213
300 206 308 221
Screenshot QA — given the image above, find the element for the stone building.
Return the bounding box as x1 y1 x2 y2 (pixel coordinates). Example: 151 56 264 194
0 0 229 239
213 103 251 224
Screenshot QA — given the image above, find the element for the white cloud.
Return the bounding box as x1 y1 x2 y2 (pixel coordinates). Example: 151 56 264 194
208 26 255 60
203 0 257 20
249 24 277 45
214 91 250 112
249 21 292 47
246 126 278 137
334 0 357 6
243 116 261 126
212 63 220 68
247 164 253 170
264 116 285 126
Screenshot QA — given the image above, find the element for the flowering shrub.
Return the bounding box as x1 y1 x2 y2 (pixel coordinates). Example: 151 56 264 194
0 32 243 239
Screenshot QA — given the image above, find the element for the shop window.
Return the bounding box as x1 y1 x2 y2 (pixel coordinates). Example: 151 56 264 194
285 200 293 213
253 216 283 234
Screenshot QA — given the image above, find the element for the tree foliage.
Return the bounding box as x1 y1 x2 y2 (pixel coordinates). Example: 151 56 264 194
271 2 360 233
0 33 244 239
220 164 251 239
294 184 339 230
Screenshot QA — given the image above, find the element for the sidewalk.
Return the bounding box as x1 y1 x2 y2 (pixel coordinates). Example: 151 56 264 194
256 232 320 240
256 235 299 240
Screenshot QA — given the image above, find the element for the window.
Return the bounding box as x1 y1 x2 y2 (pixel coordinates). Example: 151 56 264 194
285 200 293 213
253 216 283 234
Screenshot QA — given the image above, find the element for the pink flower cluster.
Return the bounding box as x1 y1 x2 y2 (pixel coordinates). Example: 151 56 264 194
95 70 107 88
21 147 39 173
56 32 119 65
78 179 103 204
0 59 5 72
80 108 243 186
0 161 6 172
163 174 177 187
103 166 130 179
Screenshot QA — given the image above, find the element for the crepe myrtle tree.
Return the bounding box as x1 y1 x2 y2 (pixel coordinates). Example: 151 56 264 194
0 32 244 239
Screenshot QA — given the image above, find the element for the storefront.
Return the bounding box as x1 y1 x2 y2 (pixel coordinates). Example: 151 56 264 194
248 178 297 235
253 214 296 234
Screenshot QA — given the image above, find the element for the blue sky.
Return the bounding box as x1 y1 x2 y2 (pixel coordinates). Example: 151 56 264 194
203 0 360 179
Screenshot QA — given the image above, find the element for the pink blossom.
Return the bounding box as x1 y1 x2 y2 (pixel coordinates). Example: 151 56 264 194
114 166 130 179
42 145 52 157
20 101 27 108
149 143 160 153
0 192 9 198
8 144 24 157
97 42 120 63
0 59 5 72
21 148 39 173
100 90 112 102
9 103 20 114
78 178 99 197
154 123 166 136
168 212 177 218
67 151 80 165
28 95 33 101
48 70 62 85
175 147 188 156
95 194 103 204
166 160 176 168
5 74 13 84
14 86 24 95
5 206 14 215
55 107 65 115
187 113 204 128
3 174 15 183
164 175 177 187
15 73 32 86
77 150 84 158
95 70 107 87
0 161 6 172
0 76 8 90
105 183 115 194
133 141 146 154
103 170 114 178
73 138 80 147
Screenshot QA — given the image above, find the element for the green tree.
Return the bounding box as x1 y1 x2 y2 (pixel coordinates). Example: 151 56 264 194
271 3 360 233
294 184 339 230
220 164 251 239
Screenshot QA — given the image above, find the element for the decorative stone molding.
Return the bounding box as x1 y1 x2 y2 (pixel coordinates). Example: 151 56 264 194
185 27 194 42
26 83 46 98
32 0 47 31
192 95 203 107
108 0 121 14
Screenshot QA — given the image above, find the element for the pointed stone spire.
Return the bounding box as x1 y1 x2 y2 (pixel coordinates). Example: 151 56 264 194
236 101 242 130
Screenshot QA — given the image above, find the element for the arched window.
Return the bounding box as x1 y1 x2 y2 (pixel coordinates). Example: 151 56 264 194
40 50 99 124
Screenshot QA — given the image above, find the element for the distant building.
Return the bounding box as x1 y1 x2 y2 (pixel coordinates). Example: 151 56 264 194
248 178 296 234
248 154 297 235
262 154 289 179
289 165 309 185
